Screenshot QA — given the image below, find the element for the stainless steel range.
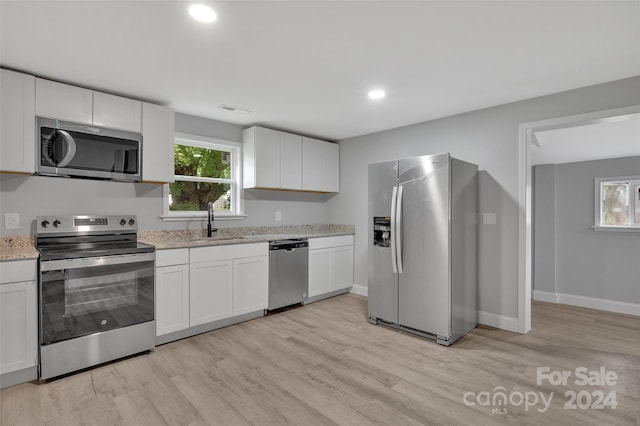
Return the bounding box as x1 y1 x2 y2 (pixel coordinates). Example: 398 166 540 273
35 215 155 379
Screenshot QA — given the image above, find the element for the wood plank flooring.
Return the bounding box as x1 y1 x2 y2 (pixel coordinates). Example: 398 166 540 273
1 295 639 425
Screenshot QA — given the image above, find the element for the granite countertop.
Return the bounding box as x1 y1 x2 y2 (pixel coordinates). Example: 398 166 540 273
0 225 355 260
0 236 38 261
139 224 355 250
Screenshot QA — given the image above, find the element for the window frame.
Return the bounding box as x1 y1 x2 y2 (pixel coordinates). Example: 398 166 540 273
593 175 640 232
162 132 245 221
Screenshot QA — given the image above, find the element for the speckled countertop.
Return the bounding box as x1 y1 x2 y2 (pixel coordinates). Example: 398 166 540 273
0 236 38 261
0 225 355 261
139 224 355 250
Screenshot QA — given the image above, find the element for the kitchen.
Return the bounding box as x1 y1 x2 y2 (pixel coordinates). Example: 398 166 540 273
1 1 640 425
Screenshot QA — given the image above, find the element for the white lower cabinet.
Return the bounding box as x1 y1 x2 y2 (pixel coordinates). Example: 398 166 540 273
155 249 190 336
189 259 233 326
308 236 354 298
188 243 268 327
233 256 269 316
0 260 38 378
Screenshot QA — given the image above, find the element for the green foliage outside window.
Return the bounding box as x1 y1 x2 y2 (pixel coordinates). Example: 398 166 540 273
169 145 232 211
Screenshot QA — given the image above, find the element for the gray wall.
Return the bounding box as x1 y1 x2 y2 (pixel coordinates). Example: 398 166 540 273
328 75 640 319
533 164 556 294
534 156 640 303
0 113 329 235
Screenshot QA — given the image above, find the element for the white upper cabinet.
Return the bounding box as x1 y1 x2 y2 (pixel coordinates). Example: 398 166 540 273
322 141 340 192
302 137 323 191
141 102 175 183
35 78 93 124
1 69 35 174
245 126 280 189
303 137 339 193
93 92 141 133
280 131 302 190
35 78 142 132
244 126 338 193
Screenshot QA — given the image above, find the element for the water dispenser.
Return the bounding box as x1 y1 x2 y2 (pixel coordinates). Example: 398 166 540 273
373 217 391 247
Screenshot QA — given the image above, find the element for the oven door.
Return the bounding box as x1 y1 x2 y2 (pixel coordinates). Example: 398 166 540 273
39 252 154 346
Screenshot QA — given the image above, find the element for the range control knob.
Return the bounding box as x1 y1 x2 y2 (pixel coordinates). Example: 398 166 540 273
128 218 135 226
52 220 61 228
41 220 50 228
120 218 127 226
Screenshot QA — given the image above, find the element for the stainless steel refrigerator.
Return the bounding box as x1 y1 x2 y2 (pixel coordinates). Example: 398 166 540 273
368 153 478 345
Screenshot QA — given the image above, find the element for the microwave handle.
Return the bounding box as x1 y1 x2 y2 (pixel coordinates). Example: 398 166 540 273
55 130 77 168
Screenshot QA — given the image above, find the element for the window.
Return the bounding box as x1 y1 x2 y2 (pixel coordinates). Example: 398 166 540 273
594 176 640 230
163 133 244 219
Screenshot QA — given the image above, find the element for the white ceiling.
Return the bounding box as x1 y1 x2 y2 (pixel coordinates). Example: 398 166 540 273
532 113 640 166
1 1 639 141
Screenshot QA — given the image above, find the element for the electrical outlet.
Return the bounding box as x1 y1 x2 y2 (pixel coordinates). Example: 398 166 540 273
4 213 20 230
482 212 496 225
275 211 282 222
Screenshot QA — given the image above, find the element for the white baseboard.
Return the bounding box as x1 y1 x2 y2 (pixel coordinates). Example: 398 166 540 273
478 311 519 333
350 284 368 297
534 291 640 316
533 290 558 303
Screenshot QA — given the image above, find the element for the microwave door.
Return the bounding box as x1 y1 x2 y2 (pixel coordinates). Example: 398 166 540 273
41 129 77 168
54 130 77 167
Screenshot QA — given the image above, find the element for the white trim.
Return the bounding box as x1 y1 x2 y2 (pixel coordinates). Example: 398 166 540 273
478 311 519 333
534 291 640 316
518 104 640 336
349 284 368 297
532 290 558 303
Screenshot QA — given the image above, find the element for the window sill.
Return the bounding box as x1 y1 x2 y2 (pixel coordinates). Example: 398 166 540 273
592 225 640 232
161 214 247 222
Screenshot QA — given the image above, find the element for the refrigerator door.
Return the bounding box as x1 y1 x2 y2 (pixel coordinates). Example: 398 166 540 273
368 160 399 323
397 154 451 338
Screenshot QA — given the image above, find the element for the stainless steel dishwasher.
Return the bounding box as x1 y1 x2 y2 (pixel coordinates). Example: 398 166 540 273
268 239 309 310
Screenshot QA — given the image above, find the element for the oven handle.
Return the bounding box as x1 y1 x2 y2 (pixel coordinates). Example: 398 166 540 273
40 252 155 271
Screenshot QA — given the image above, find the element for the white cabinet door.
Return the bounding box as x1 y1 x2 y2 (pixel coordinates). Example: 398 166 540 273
156 264 189 336
302 137 323 191
322 142 340 193
0 280 37 374
142 103 175 183
332 245 354 291
93 91 141 132
0 69 35 174
280 132 302 190
233 256 268 316
35 78 93 124
189 260 233 326
254 127 280 188
308 248 333 297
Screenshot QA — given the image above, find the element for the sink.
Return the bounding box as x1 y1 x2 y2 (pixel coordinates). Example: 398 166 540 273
191 235 246 244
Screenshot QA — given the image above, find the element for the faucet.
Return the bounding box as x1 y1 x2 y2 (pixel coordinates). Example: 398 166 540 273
207 201 218 237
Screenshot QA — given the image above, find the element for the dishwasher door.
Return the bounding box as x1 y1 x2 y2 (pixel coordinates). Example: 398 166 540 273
268 239 309 310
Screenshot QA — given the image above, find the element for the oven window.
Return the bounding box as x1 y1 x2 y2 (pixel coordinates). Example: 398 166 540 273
40 259 154 345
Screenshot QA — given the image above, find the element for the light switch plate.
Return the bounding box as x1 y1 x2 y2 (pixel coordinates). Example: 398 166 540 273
275 211 282 222
482 212 496 225
4 213 20 230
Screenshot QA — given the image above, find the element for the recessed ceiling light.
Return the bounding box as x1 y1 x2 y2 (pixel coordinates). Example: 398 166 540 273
368 89 386 100
189 4 217 23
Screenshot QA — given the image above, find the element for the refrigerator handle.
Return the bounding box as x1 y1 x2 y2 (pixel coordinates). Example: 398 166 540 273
390 185 398 274
396 185 404 274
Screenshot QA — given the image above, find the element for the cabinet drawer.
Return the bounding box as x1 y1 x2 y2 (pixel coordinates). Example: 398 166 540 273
0 259 37 284
308 235 353 250
156 249 189 267
190 243 268 263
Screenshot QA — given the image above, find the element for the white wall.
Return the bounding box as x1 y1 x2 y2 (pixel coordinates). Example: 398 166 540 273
328 76 640 319
0 113 329 235
534 156 640 306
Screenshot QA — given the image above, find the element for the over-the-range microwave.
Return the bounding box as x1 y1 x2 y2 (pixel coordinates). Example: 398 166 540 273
36 117 142 182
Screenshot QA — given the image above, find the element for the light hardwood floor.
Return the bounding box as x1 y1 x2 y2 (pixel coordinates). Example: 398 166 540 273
1 295 639 425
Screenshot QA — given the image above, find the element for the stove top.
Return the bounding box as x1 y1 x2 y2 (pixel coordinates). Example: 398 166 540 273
35 214 154 260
